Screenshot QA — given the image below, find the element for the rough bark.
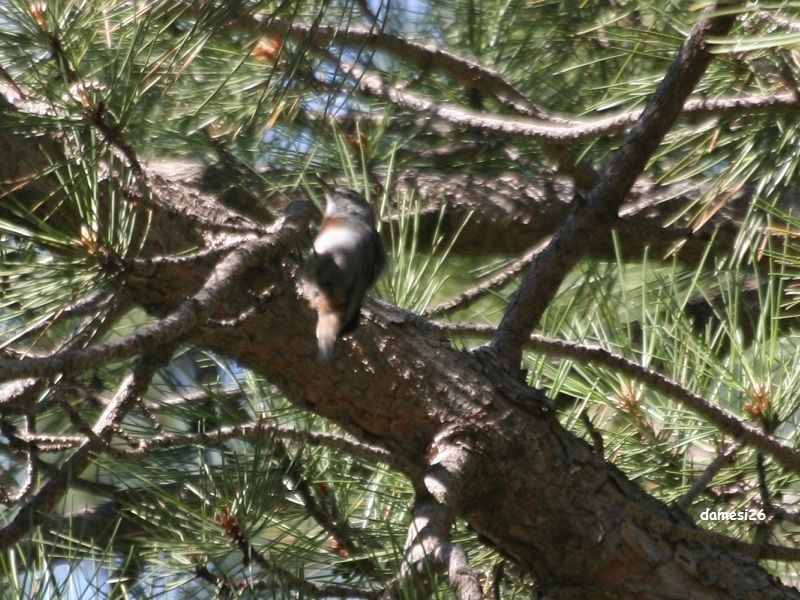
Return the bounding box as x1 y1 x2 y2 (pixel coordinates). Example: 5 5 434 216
138 233 796 598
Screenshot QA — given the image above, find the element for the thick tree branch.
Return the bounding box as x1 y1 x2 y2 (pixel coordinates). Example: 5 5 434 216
391 496 483 600
490 10 736 367
389 435 483 600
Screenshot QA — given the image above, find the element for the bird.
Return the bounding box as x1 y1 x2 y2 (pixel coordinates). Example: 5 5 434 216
301 185 386 361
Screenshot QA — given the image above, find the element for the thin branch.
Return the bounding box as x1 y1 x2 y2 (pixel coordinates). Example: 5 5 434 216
0 415 36 505
272 438 384 578
675 441 743 510
41 23 251 234
759 10 800 32
240 15 549 120
0 378 43 411
1 294 132 413
194 562 230 592
489 9 736 367
217 507 377 599
126 240 258 269
249 15 799 137
12 290 117 343
8 26 254 237
33 418 419 477
757 453 800 525
12 432 87 452
236 8 795 192
433 322 800 475
353 74 798 143
0 201 310 382
0 343 175 552
425 238 549 317
82 86 259 234
206 286 276 328
490 562 504 600
579 409 604 457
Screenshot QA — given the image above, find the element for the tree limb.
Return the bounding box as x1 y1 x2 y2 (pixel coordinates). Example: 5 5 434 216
490 9 736 367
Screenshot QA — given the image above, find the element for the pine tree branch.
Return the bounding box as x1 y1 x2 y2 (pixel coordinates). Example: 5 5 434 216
272 438 385 577
217 506 377 598
0 415 36 505
22 418 418 477
247 13 799 140
0 201 310 382
388 434 482 600
489 8 736 367
239 14 549 120
757 453 800 525
759 10 800 32
432 322 800 475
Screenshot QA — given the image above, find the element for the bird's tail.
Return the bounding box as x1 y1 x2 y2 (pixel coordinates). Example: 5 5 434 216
315 309 341 362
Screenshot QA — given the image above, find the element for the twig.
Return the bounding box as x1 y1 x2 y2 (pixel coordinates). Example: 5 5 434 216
425 238 549 317
490 561 504 600
194 562 230 592
757 453 800 525
579 409 604 457
126 240 258 269
218 507 376 598
272 438 383 577
675 441 743 510
0 344 175 552
233 8 798 189
12 290 116 343
759 11 800 32
148 422 419 476
489 9 736 367
33 418 419 477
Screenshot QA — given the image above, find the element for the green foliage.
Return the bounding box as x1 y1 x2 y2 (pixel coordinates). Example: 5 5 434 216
2 0 800 597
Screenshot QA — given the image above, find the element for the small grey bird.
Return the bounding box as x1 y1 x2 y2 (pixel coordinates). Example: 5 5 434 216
301 186 386 361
